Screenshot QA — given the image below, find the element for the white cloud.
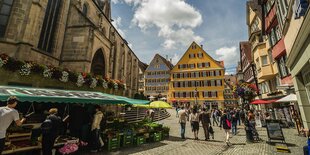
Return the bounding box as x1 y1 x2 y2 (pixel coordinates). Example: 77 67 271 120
171 53 181 65
215 46 238 68
112 17 126 38
120 0 204 50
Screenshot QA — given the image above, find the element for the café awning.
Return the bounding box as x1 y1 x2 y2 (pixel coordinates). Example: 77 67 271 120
276 94 297 103
0 86 149 105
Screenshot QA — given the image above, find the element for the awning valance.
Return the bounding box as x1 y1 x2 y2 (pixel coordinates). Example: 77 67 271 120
0 86 149 105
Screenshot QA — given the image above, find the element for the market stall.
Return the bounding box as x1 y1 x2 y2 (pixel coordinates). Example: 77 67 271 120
276 94 303 134
0 86 150 154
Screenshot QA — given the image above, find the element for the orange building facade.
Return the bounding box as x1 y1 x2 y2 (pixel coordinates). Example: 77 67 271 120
168 42 225 108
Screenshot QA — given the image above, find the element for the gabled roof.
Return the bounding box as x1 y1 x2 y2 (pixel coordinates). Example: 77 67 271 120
138 61 148 72
155 54 174 70
146 54 174 71
224 75 237 89
173 41 224 70
246 0 263 24
239 41 252 62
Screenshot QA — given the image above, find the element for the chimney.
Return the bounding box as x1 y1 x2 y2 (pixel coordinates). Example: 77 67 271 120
201 45 203 49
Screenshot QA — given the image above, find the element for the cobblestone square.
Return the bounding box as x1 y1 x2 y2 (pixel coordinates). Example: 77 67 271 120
90 109 306 155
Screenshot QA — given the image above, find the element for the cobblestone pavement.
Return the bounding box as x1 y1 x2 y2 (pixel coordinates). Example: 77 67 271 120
88 109 306 155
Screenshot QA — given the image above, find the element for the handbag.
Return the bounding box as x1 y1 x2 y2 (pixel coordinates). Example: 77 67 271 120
226 119 231 128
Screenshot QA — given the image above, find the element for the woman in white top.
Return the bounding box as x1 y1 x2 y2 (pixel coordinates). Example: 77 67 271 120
190 108 200 140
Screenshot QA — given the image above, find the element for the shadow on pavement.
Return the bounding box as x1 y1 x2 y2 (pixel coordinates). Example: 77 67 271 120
166 136 186 142
266 141 297 147
82 142 168 155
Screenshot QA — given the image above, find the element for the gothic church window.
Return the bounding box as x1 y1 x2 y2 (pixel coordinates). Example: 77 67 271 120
38 0 61 53
0 0 13 37
82 4 87 15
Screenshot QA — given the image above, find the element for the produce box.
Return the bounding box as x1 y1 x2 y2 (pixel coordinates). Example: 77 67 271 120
153 132 162 142
107 136 120 151
134 136 145 146
162 132 169 139
122 134 133 147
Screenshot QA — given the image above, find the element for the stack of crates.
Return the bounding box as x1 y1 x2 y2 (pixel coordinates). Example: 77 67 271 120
134 136 146 146
153 132 162 142
122 134 133 147
107 135 120 151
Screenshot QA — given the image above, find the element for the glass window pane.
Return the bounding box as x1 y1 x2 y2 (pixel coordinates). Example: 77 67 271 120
3 0 13 5
0 25 6 36
1 4 11 15
0 15 8 25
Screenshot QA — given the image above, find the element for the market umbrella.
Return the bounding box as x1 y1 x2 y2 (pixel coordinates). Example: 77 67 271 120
276 94 297 103
149 101 172 109
160 97 167 101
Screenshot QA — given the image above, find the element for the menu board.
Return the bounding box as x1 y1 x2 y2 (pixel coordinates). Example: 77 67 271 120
266 120 285 141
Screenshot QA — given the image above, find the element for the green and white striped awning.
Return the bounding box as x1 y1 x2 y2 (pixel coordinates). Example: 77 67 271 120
0 86 150 105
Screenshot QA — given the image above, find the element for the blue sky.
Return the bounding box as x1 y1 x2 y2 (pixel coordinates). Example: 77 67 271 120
111 0 248 74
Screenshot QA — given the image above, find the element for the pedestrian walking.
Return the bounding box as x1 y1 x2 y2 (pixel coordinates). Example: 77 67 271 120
199 108 211 141
178 107 187 139
176 106 179 118
240 109 246 124
236 109 241 126
0 96 26 155
231 110 238 135
212 109 218 126
218 109 223 127
190 108 200 140
90 105 104 152
221 109 232 146
41 108 62 155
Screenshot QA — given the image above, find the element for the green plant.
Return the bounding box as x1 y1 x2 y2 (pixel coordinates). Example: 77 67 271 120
4 58 24 71
68 71 78 83
52 67 62 79
31 63 45 74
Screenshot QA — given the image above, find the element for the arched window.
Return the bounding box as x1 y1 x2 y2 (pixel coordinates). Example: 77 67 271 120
0 0 14 37
82 4 87 15
91 49 106 76
38 0 61 53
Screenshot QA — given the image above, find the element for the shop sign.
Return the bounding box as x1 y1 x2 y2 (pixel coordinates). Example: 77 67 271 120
266 120 285 142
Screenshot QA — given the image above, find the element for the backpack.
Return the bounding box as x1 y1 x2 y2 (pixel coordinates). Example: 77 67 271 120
41 118 53 134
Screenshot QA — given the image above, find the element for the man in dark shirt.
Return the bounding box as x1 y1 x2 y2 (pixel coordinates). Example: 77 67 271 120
42 108 62 155
231 109 238 135
200 108 211 141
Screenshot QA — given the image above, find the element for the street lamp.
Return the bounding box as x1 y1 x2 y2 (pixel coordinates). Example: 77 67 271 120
194 87 198 106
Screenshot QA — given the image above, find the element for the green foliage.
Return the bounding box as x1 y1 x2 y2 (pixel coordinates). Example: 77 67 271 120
31 63 45 74
51 68 62 79
68 71 78 83
4 58 24 71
